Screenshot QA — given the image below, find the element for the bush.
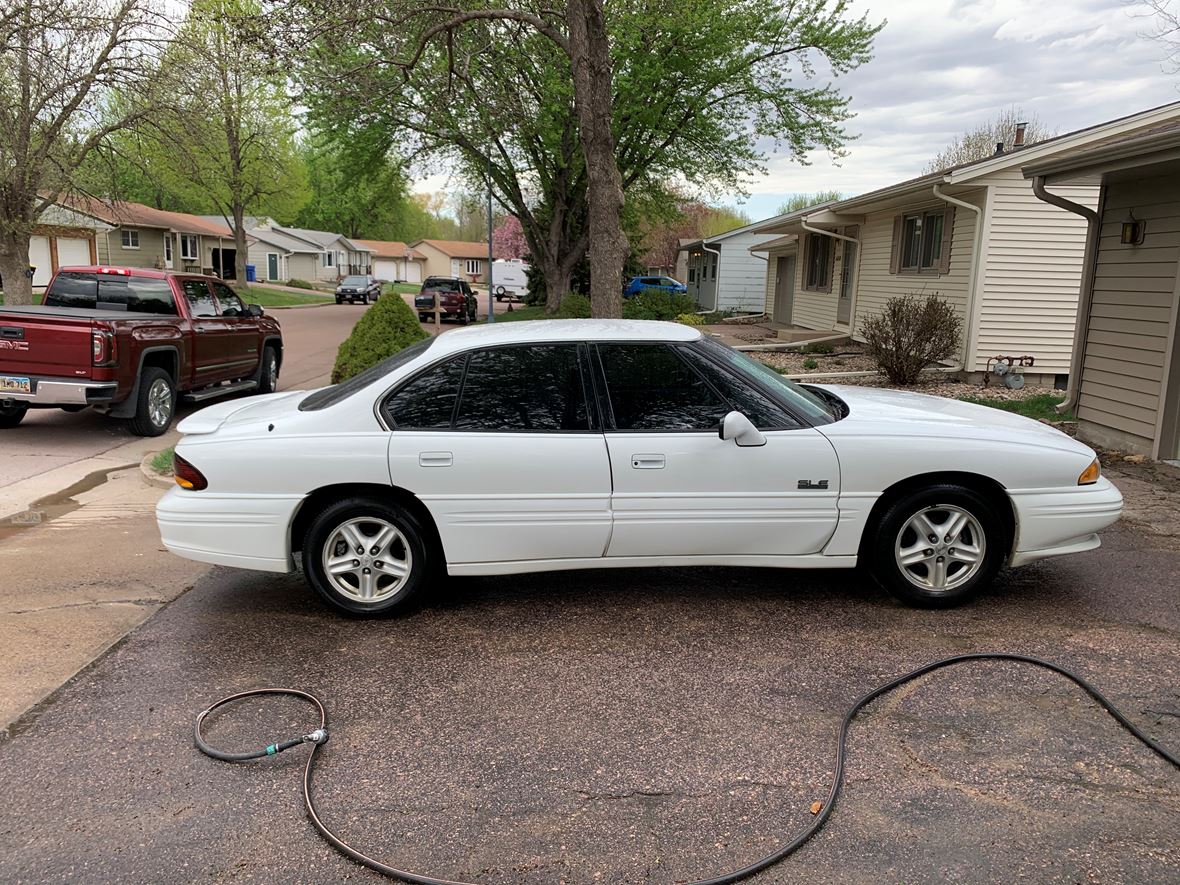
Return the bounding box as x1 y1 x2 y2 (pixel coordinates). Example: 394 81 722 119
802 358 819 371
622 287 698 321
677 312 706 326
860 294 962 385
801 341 834 355
331 291 428 383
553 293 591 318
286 278 316 290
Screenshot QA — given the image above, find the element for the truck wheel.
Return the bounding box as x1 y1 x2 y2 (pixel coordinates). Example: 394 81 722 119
258 346 279 394
361 293 369 305
0 402 28 429
128 368 175 437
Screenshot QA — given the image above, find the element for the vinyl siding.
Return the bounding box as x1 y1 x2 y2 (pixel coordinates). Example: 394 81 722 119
714 235 776 313
974 169 1097 373
1077 173 1180 455
415 243 456 281
98 227 168 270
287 253 319 283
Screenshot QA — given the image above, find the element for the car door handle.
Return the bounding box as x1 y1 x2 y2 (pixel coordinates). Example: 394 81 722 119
419 451 453 467
631 454 665 469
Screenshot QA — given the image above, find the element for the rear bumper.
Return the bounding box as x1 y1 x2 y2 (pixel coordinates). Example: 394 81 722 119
156 488 303 573
0 378 118 406
1008 477 1123 566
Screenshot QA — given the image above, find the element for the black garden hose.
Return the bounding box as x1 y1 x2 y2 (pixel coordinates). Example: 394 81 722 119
194 653 1179 885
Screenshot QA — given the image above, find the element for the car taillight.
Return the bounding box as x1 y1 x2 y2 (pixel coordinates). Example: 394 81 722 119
173 454 208 491
92 329 116 366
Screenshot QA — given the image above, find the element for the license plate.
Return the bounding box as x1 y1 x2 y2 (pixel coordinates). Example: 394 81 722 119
0 376 31 394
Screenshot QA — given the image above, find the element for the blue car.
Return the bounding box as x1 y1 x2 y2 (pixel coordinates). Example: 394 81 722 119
624 275 687 298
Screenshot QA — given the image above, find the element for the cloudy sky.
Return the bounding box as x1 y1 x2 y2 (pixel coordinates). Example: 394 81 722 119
414 0 1180 222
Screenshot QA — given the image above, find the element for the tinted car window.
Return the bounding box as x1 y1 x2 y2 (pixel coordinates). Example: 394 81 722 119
454 345 588 431
678 346 800 429
422 278 460 292
597 344 726 431
45 272 177 315
182 280 218 317
695 336 835 425
383 355 467 429
211 282 245 315
300 338 435 411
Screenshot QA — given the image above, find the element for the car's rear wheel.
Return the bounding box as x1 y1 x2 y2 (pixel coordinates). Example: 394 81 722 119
868 484 1003 607
128 367 175 437
257 346 279 394
0 402 29 428
303 497 430 616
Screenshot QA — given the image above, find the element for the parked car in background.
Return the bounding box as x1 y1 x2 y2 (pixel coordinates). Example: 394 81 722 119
624 275 687 298
157 319 1121 617
491 259 530 302
0 266 282 436
335 275 381 304
415 277 477 324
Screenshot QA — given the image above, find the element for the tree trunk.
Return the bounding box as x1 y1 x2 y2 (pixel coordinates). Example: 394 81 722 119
542 257 572 313
566 0 628 319
232 203 248 286
0 228 34 306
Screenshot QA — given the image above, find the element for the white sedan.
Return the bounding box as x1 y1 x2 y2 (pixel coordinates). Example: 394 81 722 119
156 320 1123 616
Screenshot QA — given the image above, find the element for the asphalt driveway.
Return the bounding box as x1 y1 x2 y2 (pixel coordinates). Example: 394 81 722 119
0 469 1177 884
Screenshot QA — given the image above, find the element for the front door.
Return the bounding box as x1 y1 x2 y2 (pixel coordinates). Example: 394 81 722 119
837 240 857 326
594 343 840 557
773 255 795 324
267 253 279 281
383 343 612 565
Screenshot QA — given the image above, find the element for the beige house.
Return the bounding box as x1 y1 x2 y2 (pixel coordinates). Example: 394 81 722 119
1023 122 1180 460
411 239 491 284
749 101 1180 385
353 239 427 283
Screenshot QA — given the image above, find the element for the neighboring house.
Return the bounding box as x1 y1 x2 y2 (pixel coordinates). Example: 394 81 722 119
747 101 1180 385
353 239 428 283
244 226 323 283
680 226 782 313
26 203 104 290
277 227 375 280
411 239 491 284
61 197 241 279
1022 122 1180 460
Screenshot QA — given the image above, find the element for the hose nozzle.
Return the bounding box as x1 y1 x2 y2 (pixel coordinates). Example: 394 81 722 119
303 728 329 745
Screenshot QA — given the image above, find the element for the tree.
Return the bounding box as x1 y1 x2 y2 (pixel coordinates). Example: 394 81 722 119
776 190 846 215
1132 0 1180 73
492 215 528 259
923 108 1055 174
291 0 882 315
0 0 165 304
637 199 749 272
296 132 411 239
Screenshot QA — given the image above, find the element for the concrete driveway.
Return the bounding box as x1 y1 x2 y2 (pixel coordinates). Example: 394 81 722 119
0 462 1176 884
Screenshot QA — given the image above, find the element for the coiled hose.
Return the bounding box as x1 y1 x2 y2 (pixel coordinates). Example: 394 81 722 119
194 652 1180 885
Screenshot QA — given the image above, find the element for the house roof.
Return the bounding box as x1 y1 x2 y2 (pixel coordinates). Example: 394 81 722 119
269 226 374 253
353 239 427 261
63 196 235 237
412 239 490 259
748 234 798 252
1022 119 1180 183
248 227 322 254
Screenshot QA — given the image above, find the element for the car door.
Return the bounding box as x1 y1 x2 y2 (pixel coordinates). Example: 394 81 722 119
594 342 840 558
209 281 261 381
180 278 234 386
383 343 612 565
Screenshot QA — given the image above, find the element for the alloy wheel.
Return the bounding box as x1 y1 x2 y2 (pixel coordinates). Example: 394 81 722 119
147 378 172 428
321 517 412 603
894 504 986 592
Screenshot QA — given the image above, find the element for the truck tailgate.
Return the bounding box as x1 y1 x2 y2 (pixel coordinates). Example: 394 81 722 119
0 310 93 380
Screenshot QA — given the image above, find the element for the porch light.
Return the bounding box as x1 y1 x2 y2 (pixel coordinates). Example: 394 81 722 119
1121 211 1145 246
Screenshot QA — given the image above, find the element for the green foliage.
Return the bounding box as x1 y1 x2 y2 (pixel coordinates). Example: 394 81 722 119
776 190 847 215
958 394 1073 422
554 294 592 318
331 294 428 384
802 358 819 371
924 107 1056 174
150 447 176 474
800 341 834 354
860 294 963 385
622 288 698 321
677 312 706 326
286 278 316 290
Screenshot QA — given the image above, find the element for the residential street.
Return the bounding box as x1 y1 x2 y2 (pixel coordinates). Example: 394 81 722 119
0 461 1176 884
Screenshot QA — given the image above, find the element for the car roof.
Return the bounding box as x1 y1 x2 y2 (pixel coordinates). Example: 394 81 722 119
427 319 702 355
57 265 223 282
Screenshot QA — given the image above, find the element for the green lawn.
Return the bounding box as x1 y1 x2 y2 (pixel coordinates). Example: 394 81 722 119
957 393 1073 422
0 291 44 305
383 282 421 295
489 304 548 322
243 286 333 308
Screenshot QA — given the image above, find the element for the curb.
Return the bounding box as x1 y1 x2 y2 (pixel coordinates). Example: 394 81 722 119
140 452 174 490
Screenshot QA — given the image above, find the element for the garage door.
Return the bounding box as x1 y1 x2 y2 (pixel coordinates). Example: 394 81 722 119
29 236 52 287
405 262 422 283
57 237 92 268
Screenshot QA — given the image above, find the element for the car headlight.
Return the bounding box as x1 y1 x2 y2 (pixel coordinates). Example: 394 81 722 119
1078 458 1100 485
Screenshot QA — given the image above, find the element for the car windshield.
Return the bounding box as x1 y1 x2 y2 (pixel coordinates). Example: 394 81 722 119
299 338 435 411
695 336 837 425
341 276 367 286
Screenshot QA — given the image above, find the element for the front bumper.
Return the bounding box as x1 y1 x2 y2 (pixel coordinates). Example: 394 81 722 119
1008 476 1123 566
156 487 304 573
0 378 118 406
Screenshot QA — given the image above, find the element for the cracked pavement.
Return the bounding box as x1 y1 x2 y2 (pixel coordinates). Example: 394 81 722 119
0 461 1176 883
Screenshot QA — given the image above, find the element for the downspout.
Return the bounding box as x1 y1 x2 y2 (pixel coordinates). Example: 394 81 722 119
931 183 983 373
1031 175 1101 415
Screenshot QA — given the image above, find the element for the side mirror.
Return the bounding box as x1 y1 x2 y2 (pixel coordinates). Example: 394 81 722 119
719 410 766 447
247 304 263 317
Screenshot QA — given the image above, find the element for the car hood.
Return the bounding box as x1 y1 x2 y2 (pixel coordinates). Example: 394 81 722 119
177 390 306 434
813 384 1092 455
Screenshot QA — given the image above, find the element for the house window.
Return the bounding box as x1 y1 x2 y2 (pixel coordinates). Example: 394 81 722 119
322 252 334 268
121 229 140 249
466 258 482 275
163 236 173 265
710 257 717 280
180 234 198 261
893 209 952 274
803 233 834 292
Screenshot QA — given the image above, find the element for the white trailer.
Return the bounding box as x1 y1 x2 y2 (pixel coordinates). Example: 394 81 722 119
490 259 530 302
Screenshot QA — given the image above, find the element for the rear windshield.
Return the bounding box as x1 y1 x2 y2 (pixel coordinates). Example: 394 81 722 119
422 278 460 292
45 272 177 315
299 338 435 411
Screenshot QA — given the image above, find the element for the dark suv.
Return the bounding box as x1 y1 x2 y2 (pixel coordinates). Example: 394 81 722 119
335 275 381 304
415 277 477 324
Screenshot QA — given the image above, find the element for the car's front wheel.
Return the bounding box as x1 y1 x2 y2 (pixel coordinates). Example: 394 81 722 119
303 497 430 616
868 484 1004 607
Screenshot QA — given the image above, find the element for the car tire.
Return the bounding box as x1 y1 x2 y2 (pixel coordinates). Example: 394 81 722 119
303 496 430 617
257 345 279 395
0 402 29 429
336 298 343 305
867 483 1004 608
361 294 369 305
128 367 175 437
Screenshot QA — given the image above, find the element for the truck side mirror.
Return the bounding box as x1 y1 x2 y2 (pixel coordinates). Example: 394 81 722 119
719 410 766 447
247 304 263 317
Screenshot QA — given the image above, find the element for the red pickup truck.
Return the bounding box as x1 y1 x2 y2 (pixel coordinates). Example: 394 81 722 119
0 266 283 436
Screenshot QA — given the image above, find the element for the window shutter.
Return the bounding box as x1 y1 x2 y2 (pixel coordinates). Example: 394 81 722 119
889 215 903 274
937 206 955 275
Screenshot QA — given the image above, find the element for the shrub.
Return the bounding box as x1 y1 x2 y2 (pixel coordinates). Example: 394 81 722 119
802 358 819 371
553 293 591 318
331 291 428 383
801 341 834 355
622 287 698 321
677 312 706 326
286 278 316 290
860 294 962 385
